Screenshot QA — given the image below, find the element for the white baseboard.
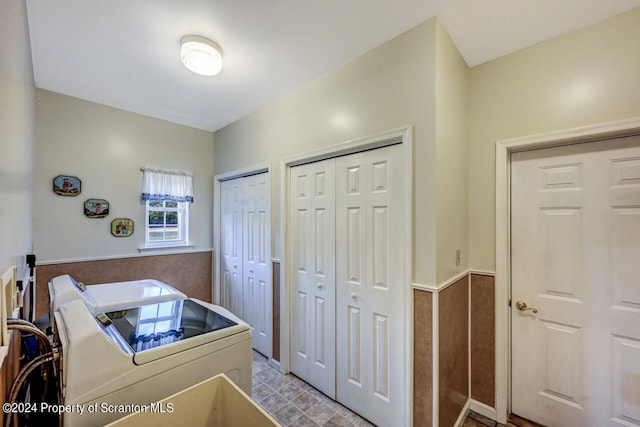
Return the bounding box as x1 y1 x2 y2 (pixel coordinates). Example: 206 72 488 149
454 399 471 427
268 357 282 373
469 399 497 421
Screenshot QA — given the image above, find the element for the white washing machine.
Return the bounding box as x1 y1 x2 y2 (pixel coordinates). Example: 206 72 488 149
53 298 252 427
48 274 187 319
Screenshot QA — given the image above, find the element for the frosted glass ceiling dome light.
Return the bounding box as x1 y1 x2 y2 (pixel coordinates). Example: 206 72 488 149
180 35 223 76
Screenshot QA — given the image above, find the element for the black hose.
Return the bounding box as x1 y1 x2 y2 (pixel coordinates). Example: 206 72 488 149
4 321 61 427
7 321 52 354
4 353 60 427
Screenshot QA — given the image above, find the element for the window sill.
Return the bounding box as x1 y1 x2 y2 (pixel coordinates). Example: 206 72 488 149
138 244 195 254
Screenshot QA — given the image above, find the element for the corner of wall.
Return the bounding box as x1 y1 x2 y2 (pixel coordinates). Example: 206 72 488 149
433 19 470 285
0 0 36 271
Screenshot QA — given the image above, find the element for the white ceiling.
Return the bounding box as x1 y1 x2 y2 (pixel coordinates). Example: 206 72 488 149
26 0 640 132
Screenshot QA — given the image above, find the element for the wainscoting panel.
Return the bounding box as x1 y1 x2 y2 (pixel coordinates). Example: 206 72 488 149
470 273 496 407
35 251 213 319
439 275 469 427
413 288 433 425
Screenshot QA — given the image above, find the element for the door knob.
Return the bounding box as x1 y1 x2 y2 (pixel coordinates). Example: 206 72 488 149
317 284 323 290
515 300 538 313
351 292 357 299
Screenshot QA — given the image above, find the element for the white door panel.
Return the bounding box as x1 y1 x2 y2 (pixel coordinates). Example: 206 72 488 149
289 159 336 398
609 151 640 427
511 136 640 427
288 144 405 424
220 173 272 356
243 173 272 356
335 144 404 427
220 179 244 318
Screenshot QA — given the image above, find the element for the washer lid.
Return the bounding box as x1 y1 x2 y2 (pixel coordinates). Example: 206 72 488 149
86 279 186 312
102 299 247 364
49 276 187 316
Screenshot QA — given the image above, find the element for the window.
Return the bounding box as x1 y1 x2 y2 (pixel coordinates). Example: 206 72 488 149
145 200 189 247
140 167 193 249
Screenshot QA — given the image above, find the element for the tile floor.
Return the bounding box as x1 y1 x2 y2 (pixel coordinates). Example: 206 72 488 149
251 351 374 426
252 352 541 427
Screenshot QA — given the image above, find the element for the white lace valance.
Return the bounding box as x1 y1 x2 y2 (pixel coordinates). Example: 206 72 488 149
141 168 193 202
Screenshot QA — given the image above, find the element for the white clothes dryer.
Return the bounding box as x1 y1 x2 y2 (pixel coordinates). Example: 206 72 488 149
53 298 252 427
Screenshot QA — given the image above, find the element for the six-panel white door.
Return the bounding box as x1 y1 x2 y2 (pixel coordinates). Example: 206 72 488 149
335 144 405 427
289 143 405 425
243 173 272 357
220 179 244 317
220 173 272 357
289 159 337 398
511 136 640 427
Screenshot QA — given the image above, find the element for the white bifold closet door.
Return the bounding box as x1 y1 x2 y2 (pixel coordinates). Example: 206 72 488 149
220 172 271 357
290 158 337 398
290 143 405 426
221 179 244 317
334 144 404 427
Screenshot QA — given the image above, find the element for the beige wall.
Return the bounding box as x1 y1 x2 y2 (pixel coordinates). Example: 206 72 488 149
34 90 214 262
0 0 35 273
434 20 469 284
468 8 640 271
214 17 472 287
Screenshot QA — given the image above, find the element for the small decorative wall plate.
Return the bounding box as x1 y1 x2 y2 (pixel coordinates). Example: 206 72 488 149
84 199 109 218
111 218 134 237
53 175 81 196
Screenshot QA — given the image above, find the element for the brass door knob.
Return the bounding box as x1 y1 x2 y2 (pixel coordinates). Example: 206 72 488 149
515 300 538 313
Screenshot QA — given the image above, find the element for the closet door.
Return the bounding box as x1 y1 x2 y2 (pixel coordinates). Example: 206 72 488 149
220 173 272 356
335 144 405 426
243 173 271 356
220 179 244 318
289 159 336 398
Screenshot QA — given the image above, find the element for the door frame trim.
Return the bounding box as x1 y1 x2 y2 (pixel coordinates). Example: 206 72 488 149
495 116 640 424
280 125 413 425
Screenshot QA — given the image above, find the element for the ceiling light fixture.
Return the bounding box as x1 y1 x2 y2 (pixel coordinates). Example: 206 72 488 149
180 35 223 76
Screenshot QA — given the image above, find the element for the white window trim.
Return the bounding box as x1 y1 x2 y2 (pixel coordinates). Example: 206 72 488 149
143 200 190 249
